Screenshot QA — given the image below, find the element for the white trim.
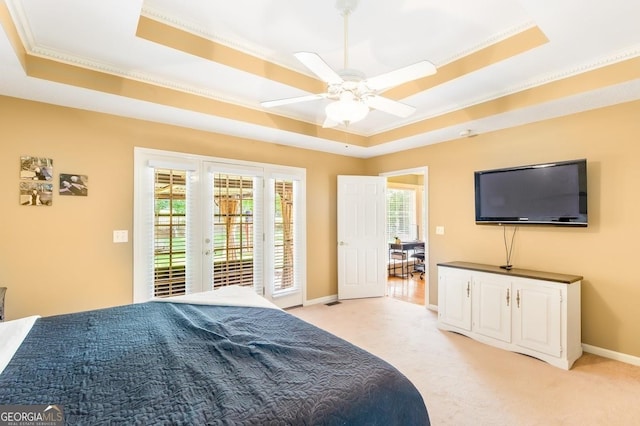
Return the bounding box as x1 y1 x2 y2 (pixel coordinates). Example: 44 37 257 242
133 151 202 302
263 172 306 308
427 304 438 312
206 162 264 176
380 166 430 303
133 149 155 303
304 294 338 306
582 343 640 367
147 159 198 171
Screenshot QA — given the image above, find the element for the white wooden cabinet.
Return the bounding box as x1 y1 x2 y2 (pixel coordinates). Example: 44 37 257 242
472 272 512 343
438 262 582 370
438 266 472 331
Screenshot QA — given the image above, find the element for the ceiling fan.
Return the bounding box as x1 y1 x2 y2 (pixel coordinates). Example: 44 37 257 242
261 0 437 128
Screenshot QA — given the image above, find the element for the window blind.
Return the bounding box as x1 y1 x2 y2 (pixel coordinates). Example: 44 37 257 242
153 168 191 298
211 173 263 294
273 178 295 293
387 188 417 242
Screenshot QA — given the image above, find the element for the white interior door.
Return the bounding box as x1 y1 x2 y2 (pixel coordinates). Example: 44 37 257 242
337 175 387 299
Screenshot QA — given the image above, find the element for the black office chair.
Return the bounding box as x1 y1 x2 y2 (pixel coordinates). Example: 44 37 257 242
410 247 425 280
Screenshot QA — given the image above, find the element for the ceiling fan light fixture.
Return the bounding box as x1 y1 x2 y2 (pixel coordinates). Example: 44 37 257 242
261 0 435 128
325 91 369 125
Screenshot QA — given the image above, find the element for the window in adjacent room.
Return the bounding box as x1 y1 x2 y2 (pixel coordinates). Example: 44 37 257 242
387 187 417 242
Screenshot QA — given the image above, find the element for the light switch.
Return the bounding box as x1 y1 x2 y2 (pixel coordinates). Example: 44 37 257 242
113 230 128 243
435 226 445 235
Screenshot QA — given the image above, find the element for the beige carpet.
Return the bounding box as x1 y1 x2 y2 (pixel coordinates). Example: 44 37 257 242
288 297 640 426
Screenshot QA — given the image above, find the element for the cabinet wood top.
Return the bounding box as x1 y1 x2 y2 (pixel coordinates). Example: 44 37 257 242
438 261 582 284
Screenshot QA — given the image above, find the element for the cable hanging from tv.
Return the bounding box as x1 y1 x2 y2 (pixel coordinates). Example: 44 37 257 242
500 225 518 270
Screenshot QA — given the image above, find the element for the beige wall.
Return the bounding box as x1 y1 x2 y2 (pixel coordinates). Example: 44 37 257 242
0 95 365 320
366 99 640 358
2 94 640 359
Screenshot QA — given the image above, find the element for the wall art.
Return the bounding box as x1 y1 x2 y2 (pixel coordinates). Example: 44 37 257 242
59 174 88 196
20 156 53 181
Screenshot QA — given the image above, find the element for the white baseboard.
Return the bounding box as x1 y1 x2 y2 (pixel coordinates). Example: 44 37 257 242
305 295 438 311
582 343 640 367
304 294 338 306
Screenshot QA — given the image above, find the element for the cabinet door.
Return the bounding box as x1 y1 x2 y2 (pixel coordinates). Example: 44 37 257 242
438 267 472 331
472 273 512 342
512 279 562 357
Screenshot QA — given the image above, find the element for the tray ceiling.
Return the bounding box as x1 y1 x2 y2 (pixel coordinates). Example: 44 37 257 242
1 0 639 158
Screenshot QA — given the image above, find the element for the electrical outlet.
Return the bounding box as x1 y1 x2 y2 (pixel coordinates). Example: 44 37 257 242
435 226 445 235
113 230 128 243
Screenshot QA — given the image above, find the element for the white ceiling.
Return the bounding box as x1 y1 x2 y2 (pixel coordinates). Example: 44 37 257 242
1 0 639 158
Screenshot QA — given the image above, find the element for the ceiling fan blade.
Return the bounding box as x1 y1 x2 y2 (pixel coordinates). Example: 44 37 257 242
366 60 436 92
322 117 339 128
261 94 325 108
366 95 416 118
294 52 343 85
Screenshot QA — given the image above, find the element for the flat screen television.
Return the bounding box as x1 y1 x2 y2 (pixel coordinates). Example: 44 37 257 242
474 159 588 226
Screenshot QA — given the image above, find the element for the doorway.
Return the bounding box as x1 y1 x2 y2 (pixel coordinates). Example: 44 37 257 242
380 167 429 307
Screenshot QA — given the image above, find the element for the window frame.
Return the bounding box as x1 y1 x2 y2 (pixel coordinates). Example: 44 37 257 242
134 147 306 307
386 184 418 242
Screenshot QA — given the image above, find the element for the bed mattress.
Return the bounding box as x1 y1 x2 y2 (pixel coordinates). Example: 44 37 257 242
0 296 429 424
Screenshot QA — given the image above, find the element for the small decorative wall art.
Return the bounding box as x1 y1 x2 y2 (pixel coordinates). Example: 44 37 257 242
20 182 53 206
20 156 53 181
59 174 88 196
20 156 53 206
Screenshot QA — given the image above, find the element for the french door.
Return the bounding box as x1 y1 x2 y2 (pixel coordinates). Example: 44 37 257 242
134 148 305 308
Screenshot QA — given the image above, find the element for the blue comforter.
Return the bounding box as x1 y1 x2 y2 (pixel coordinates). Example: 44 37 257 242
0 302 429 425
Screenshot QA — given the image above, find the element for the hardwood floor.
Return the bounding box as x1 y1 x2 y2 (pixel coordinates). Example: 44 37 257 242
386 273 425 306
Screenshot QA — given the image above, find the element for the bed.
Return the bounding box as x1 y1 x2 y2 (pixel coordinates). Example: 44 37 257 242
0 286 429 425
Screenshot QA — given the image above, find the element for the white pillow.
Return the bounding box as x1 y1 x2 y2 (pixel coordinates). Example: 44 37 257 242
0 315 40 375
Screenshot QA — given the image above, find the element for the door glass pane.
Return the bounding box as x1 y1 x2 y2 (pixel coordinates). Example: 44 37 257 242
273 179 296 293
154 169 187 297
212 174 255 288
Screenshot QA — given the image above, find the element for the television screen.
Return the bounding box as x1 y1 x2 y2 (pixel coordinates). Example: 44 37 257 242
474 159 587 226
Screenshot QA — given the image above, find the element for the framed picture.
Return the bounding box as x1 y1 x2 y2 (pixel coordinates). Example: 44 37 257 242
59 174 88 196
20 182 53 206
20 156 53 181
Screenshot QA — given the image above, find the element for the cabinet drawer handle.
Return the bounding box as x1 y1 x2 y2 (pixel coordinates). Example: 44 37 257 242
516 290 520 308
506 288 510 307
466 282 470 298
